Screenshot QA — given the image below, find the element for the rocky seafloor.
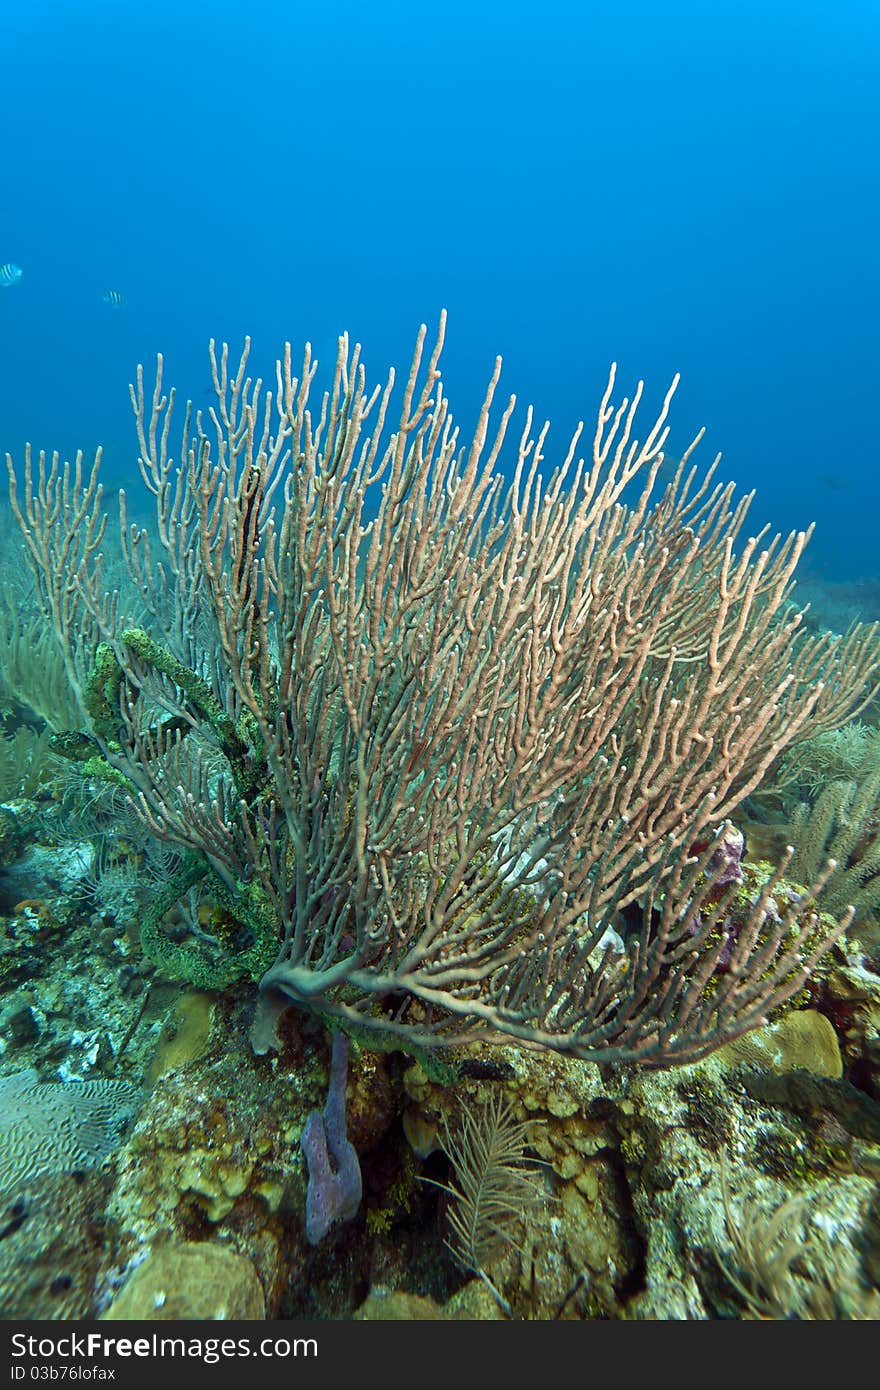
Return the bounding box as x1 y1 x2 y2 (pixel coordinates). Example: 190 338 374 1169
1 797 879 1322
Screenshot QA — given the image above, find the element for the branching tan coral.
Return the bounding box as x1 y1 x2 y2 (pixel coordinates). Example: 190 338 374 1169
7 315 880 1064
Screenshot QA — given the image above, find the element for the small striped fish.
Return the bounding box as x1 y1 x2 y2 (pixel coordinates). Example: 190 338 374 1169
0 263 22 288
103 288 124 306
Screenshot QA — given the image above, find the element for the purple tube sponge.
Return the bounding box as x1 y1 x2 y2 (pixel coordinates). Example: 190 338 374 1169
707 821 745 894
301 1030 362 1245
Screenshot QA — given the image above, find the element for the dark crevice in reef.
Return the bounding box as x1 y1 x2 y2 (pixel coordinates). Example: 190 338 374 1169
585 1096 649 1306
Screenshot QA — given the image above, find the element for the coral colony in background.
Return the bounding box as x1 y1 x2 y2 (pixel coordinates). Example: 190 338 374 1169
1 316 880 1319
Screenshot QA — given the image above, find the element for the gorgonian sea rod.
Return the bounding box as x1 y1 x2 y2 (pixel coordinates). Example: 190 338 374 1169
8 314 880 1063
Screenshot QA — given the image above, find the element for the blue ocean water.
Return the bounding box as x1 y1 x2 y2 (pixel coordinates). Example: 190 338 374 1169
0 0 877 582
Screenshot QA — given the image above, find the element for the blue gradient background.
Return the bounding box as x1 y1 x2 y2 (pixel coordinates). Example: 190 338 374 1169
1 0 877 581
